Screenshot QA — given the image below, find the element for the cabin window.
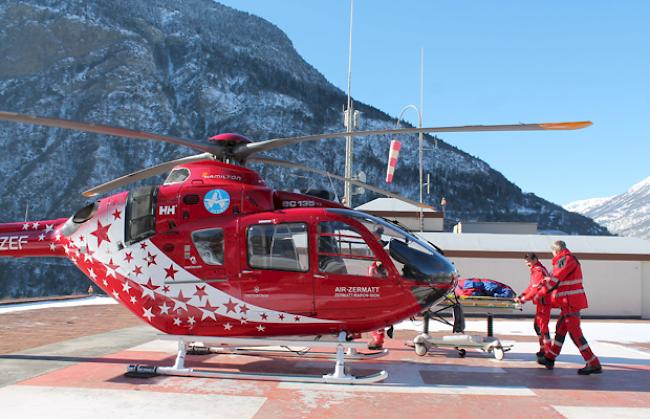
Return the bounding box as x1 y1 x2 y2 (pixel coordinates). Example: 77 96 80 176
125 186 157 243
317 221 381 277
164 168 190 185
247 223 309 272
192 228 224 265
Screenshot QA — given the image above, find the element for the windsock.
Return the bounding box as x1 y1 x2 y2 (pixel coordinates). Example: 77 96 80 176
385 139 401 183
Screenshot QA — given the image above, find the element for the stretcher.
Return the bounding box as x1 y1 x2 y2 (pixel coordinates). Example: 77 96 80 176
410 293 522 360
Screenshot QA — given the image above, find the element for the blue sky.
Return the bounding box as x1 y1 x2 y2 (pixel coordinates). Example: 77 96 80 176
217 1 649 205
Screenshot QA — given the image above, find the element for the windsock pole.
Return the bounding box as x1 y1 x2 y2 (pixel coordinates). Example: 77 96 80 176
386 140 401 183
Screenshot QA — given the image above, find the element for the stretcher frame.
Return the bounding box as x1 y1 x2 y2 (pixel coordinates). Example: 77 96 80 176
410 293 522 360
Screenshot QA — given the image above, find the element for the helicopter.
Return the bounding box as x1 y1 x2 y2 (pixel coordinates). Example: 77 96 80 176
0 111 591 383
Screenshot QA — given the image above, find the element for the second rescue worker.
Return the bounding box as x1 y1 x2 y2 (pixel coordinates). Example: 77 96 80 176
515 253 552 358
538 240 603 375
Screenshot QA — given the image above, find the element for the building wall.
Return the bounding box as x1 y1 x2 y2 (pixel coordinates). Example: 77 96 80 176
453 222 538 235
641 263 649 319
448 256 647 318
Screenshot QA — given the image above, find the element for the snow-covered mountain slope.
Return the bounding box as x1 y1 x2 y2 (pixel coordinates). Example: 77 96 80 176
565 197 613 214
0 0 608 298
565 176 650 240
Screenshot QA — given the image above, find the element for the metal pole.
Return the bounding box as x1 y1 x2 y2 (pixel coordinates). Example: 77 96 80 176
343 0 354 207
419 48 424 232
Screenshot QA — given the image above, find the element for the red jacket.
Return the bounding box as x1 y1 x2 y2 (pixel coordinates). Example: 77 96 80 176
520 261 550 305
368 261 388 278
546 248 588 310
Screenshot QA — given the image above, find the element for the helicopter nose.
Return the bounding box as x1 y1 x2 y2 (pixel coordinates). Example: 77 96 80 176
407 252 458 309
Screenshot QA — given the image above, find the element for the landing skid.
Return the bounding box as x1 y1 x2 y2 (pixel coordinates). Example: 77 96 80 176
126 332 388 384
186 343 388 360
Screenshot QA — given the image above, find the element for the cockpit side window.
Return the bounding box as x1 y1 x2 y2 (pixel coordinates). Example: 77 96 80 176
247 223 309 272
164 168 190 185
192 228 224 265
317 221 383 277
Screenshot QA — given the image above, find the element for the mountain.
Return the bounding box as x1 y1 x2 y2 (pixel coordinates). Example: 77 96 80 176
564 197 613 215
565 176 650 240
0 0 608 298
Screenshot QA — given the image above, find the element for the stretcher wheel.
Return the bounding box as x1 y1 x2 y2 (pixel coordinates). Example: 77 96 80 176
493 347 504 360
414 342 429 356
457 348 466 358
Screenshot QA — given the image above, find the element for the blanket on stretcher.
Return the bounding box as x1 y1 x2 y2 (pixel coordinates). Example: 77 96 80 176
456 278 515 298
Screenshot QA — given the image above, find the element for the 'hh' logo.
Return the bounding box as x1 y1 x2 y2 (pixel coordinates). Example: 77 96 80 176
159 205 176 215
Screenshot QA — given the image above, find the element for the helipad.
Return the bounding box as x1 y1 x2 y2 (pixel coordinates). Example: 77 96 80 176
1 299 649 419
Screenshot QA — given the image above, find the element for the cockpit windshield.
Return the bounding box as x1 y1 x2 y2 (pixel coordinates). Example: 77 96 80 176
326 208 455 284
326 209 437 255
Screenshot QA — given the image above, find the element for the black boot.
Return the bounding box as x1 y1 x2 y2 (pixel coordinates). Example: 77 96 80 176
536 350 545 358
537 356 555 369
577 364 602 375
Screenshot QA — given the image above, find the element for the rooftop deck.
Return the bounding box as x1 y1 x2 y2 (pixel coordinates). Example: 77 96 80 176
0 299 649 418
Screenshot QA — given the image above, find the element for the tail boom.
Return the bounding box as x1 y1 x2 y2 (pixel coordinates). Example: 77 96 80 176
0 218 68 258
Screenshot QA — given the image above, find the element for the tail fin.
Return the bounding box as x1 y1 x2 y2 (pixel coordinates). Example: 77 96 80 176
0 218 68 258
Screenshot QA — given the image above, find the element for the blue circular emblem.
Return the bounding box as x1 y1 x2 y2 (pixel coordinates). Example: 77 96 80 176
203 189 231 214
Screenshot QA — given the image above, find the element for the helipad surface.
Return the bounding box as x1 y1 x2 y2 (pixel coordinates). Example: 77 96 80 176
0 299 649 419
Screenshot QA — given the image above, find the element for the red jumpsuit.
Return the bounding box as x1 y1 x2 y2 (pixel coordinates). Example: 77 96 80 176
544 249 600 367
519 261 551 354
369 261 387 348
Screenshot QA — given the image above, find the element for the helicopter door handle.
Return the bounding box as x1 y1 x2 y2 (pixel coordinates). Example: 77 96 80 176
314 274 327 279
240 270 261 279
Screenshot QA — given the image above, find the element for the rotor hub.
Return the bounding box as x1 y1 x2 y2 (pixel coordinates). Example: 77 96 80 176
207 133 252 146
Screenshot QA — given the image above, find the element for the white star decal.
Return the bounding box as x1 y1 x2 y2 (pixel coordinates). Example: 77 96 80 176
223 323 233 330
122 282 132 293
22 223 29 231
88 268 97 280
158 302 170 315
38 233 45 241
140 287 155 300
200 308 217 321
187 316 196 326
130 295 137 304
49 243 56 252
173 317 182 326
112 290 119 299
143 307 155 321
256 324 266 332
63 244 71 255
83 252 93 263
45 224 54 234
240 317 248 325
172 300 187 312
55 232 61 241
32 222 40 230
105 264 117 278
102 279 109 286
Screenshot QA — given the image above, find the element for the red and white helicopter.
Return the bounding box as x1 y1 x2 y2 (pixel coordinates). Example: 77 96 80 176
0 111 590 383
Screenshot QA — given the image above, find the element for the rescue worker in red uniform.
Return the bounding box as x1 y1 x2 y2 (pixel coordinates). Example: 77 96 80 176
515 253 552 358
538 240 603 375
368 227 388 350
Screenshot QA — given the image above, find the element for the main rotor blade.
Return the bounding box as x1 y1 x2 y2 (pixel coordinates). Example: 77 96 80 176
236 121 592 159
0 111 216 154
83 153 212 197
250 156 435 210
